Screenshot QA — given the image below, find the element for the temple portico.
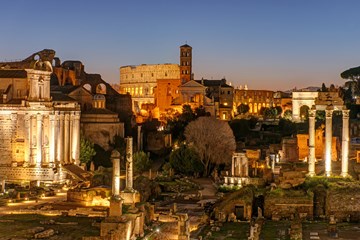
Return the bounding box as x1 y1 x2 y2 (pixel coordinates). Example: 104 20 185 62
307 92 349 177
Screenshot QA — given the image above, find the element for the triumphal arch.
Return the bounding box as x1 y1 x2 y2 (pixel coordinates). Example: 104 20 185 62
307 92 349 177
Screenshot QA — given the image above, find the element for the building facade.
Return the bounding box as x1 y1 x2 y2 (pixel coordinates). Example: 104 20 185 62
0 53 81 183
233 89 281 115
119 64 180 112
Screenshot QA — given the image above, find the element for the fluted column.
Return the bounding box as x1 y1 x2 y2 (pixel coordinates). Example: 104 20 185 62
58 112 64 164
325 109 333 177
30 115 36 165
125 137 134 191
69 112 74 163
64 113 70 164
36 113 43 167
341 109 350 177
49 113 56 167
71 111 81 165
24 113 30 167
231 155 235 176
308 108 316 176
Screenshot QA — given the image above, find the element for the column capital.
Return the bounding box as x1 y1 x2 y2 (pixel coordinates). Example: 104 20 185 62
342 109 350 118
325 109 333 118
309 109 316 118
36 113 43 120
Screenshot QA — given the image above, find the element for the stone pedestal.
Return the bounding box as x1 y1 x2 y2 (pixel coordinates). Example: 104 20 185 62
109 197 123 217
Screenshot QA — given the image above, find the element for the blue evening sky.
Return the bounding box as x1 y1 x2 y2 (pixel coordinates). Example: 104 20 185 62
1 0 360 90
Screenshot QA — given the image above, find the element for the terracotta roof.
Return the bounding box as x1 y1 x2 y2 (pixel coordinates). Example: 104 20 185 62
0 70 27 78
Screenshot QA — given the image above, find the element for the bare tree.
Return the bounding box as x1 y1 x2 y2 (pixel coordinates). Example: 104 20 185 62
184 117 236 176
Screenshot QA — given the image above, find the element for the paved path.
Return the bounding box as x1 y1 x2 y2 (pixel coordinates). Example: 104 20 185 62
0 191 67 216
192 178 217 198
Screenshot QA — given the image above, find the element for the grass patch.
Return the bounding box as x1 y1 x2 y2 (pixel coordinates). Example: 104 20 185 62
260 220 290 240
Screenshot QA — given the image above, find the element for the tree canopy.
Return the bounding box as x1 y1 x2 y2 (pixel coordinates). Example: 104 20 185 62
184 117 236 176
340 66 360 81
133 151 152 175
80 136 96 164
169 144 203 176
237 103 250 115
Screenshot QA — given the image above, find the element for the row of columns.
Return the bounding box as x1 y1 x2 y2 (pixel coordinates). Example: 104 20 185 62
308 108 350 177
23 111 80 167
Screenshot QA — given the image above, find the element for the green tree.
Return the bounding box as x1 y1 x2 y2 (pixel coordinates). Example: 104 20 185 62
321 83 328 92
133 151 152 175
340 66 360 89
283 109 292 120
275 106 283 116
169 144 203 176
80 136 96 164
185 117 236 176
237 103 250 115
278 118 297 136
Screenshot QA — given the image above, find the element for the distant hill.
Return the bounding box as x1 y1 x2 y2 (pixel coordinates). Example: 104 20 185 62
284 86 320 94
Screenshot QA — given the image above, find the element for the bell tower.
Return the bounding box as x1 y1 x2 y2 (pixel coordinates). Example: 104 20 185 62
180 44 192 83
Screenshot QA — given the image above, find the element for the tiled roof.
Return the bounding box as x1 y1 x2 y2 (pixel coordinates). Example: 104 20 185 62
82 108 117 115
51 92 76 102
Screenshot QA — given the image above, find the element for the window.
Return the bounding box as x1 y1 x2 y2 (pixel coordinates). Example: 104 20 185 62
141 73 143 77
139 87 143 95
151 73 154 77
228 91 231 94
165 72 168 77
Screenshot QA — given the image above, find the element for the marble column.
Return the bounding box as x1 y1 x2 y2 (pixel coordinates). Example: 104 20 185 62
325 109 333 177
341 109 350 177
64 113 70 164
24 114 30 167
231 155 235 176
137 125 142 151
112 150 121 196
58 112 64 164
125 137 134 191
69 112 74 164
308 108 316 176
29 115 36 165
71 111 80 165
36 114 43 167
49 113 56 167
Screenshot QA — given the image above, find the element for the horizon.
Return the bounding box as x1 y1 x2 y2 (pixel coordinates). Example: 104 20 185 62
1 0 360 91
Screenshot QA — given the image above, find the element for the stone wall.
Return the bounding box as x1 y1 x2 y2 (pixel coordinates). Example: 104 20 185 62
326 183 360 222
264 190 313 220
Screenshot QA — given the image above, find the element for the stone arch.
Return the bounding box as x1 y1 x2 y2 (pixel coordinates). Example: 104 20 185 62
96 83 106 94
83 84 92 92
299 105 310 121
292 92 318 122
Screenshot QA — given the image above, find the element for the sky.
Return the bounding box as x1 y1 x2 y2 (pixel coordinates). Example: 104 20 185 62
1 0 360 91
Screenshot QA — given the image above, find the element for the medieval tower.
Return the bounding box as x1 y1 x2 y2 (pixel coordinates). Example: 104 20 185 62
180 44 192 83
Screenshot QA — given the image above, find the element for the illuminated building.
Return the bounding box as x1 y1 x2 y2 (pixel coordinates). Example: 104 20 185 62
119 44 192 113
0 50 80 185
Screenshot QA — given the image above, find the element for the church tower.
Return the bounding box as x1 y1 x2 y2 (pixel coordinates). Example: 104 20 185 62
180 44 192 83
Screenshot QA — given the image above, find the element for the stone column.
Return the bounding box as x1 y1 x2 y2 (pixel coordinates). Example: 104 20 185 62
64 113 70 164
49 113 56 167
231 155 235 176
29 115 36 165
325 109 333 177
69 112 74 164
24 114 30 167
36 113 43 167
125 137 134 191
308 108 316 176
112 150 121 196
58 112 64 164
71 111 81 165
341 109 350 177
